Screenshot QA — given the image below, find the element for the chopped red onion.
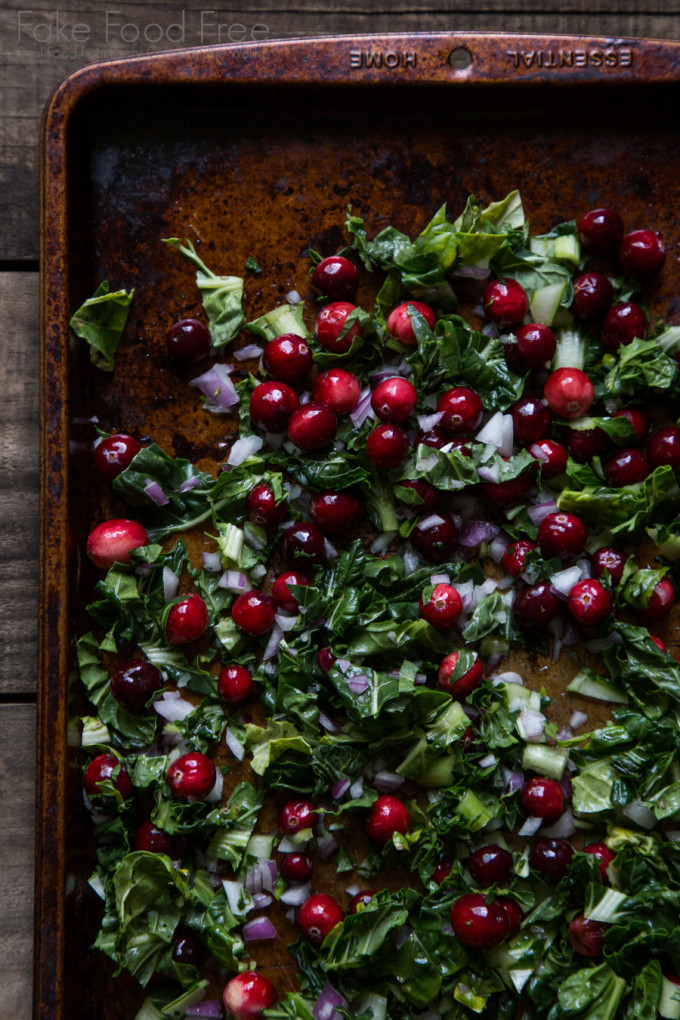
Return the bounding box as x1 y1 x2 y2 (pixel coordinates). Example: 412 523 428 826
453 264 491 280
280 881 311 906
527 500 558 525
185 1002 223 1019
518 815 543 837
285 289 303 305
419 514 446 531
373 770 404 792
559 772 573 799
502 768 524 793
153 695 195 723
517 707 546 742
319 711 340 733
251 892 273 910
556 725 574 741
227 435 263 466
179 474 202 492
492 670 524 686
316 832 338 860
347 675 369 695
162 566 179 603
417 411 444 431
233 343 263 361
415 450 439 473
542 808 576 839
144 479 170 506
263 623 284 661
569 710 588 729
324 538 338 559
335 659 350 674
219 569 250 593
478 753 498 769
350 387 374 427
202 551 222 572
488 534 510 563
275 611 299 633
403 546 422 574
190 364 239 411
313 986 348 1020
225 727 245 762
223 879 251 917
242 916 277 942
349 778 364 799
459 519 500 548
550 565 585 599
205 769 224 804
332 778 351 799
477 463 500 484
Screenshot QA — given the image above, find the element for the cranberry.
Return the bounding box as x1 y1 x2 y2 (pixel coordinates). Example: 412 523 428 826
543 368 594 419
651 634 668 653
298 893 344 945
371 377 417 424
317 647 336 677
537 512 587 559
528 838 574 884
415 425 449 450
568 578 613 625
310 492 364 534
84 753 133 800
419 583 463 630
648 426 680 469
503 539 537 577
86 518 149 571
437 387 484 434
512 323 557 372
571 272 613 320
223 971 277 1020
311 255 360 300
578 208 624 253
349 890 376 914
172 926 204 965
396 478 442 512
497 896 523 937
272 570 312 612
510 397 552 445
315 301 362 353
135 819 182 859
281 522 326 568
288 403 337 451
618 229 666 278
110 658 163 713
217 664 253 704
247 482 288 528
513 582 561 628
519 777 565 824
568 916 608 957
469 844 513 887
591 547 626 586
281 852 313 883
450 893 509 949
168 752 216 801
601 302 647 351
438 651 484 699
412 514 459 563
278 799 318 834
262 334 313 385
232 590 277 635
312 368 361 414
93 433 141 480
366 795 411 846
605 448 649 487
642 578 675 621
483 279 529 327
583 842 615 882
165 318 211 362
568 427 611 463
249 380 299 432
529 439 568 478
366 423 410 470
433 858 453 885
387 300 437 346
166 593 209 644
613 408 648 442
480 470 534 507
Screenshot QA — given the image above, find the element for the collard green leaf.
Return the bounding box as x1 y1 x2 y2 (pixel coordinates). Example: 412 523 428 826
69 280 134 371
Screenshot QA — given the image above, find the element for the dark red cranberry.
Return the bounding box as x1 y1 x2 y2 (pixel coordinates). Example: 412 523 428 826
84 753 133 800
483 279 529 327
583 842 615 882
651 633 668 653
135 819 182 858
450 893 509 949
249 381 299 432
366 423 410 470
315 301 362 353
281 852 313 883
288 403 337 451
262 334 313 385
312 368 361 414
503 539 538 577
511 397 552 444
605 448 649 487
601 302 647 351
568 916 608 957
371 377 417 424
272 570 312 612
529 439 567 478
281 522 326 568
567 427 611 464
223 972 277 1020
93 433 141 480
168 752 216 801
387 300 437 346
480 470 534 507
348 890 376 914
415 425 449 450
618 229 666 278
297 894 344 945
571 272 613 320
578 208 624 253
310 492 364 534
247 482 288 528
366 795 411 846
528 838 575 884
591 547 626 586
395 478 442 512
568 579 613 625
648 426 680 469
317 647 336 677
311 255 360 300
512 323 557 372
438 651 484 699
217 664 253 704
497 896 523 937
469 845 514 887
519 777 565 824
513 582 561 628
232 590 277 635
433 858 453 885
437 387 484 434
544 368 594 419
166 593 209 644
110 658 163 713
642 578 675 622
172 926 204 965
165 318 211 362
412 514 459 563
278 799 318 834
537 512 587 559
419 583 463 630
613 407 648 442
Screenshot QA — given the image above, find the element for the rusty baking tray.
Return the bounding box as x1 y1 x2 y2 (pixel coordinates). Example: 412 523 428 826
38 31 680 1020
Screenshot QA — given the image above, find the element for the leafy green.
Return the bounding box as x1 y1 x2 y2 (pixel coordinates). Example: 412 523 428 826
69 280 134 371
164 238 245 345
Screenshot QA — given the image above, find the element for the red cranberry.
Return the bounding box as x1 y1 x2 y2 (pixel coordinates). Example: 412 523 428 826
433 858 453 885
438 651 484 699
371 377 417 424
511 397 552 444
312 368 361 414
310 492 364 534
387 300 437 346
366 795 411 846
249 381 299 432
529 439 567 478
578 208 624 253
315 301 362 353
513 582 561 628
87 518 149 571
412 514 459 563
247 482 288 528
278 799 318 834
497 896 523 937
567 427 611 463
537 512 587 559
605 448 649 487
172 926 204 965
415 425 449 450
568 916 608 957
297 893 344 945
84 753 133 800
528 838 574 884
601 302 647 351
618 229 666 278
437 387 484 434
232 590 277 635
483 279 529 327
613 408 648 442
366 423 410 470
512 323 557 372
262 334 313 385
135 819 182 858
281 522 326 568
503 539 538 577
544 368 594 419
519 777 565 824
288 403 337 451
450 893 509 949
651 633 668 653
396 478 442 512
348 890 376 914
648 426 680 469
281 852 313 883
419 583 463 630
223 971 277 1020
591 547 626 586
642 578 675 622
93 433 141 480
317 647 336 677
469 844 513 887
110 658 163 713
480 470 533 508
272 570 312 612
311 255 360 300
217 664 253 704
168 752 216 801
571 272 613 320
568 578 613 625
166 593 209 644
583 842 615 882
165 318 211 362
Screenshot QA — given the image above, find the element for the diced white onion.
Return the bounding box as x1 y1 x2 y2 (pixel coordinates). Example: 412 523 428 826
189 364 239 411
233 344 262 361
225 727 245 762
227 435 263 466
280 882 311 906
144 479 170 506
518 816 543 837
569 710 588 729
517 707 546 742
162 567 179 603
205 769 224 803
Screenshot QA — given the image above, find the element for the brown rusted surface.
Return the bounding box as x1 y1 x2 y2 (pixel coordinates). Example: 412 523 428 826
38 33 680 1020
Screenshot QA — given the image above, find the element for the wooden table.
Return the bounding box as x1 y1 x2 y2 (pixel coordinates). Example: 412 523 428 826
3 2 680 1016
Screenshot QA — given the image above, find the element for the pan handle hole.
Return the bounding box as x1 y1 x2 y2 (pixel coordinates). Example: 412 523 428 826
448 47 472 71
